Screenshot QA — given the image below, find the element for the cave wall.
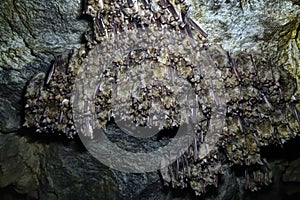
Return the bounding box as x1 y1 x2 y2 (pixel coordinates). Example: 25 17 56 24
0 0 300 199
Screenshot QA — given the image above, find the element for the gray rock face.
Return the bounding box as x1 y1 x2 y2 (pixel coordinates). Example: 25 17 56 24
0 0 88 133
191 0 299 52
0 133 41 194
0 132 161 200
0 132 115 199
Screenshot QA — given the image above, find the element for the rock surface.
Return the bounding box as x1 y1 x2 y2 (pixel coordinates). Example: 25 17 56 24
1 130 300 199
0 129 239 200
0 0 89 133
0 132 159 200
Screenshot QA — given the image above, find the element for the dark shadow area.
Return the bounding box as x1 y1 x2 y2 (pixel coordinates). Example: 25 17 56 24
0 186 27 200
260 136 300 161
